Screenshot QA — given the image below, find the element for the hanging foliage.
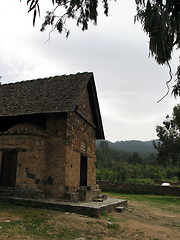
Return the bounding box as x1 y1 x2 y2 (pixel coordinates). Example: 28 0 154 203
22 0 108 35
22 0 179 97
135 0 179 64
135 0 180 97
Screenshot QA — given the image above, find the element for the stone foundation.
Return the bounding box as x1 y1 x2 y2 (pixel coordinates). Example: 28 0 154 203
63 185 102 202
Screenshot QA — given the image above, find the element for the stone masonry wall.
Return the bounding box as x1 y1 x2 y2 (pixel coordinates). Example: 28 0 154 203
0 84 100 201
0 134 47 194
65 86 97 189
66 111 96 187
0 113 68 198
98 181 180 196
44 113 67 197
77 88 94 124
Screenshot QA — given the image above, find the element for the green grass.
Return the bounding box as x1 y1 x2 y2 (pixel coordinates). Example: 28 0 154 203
104 192 180 213
0 200 83 240
0 193 180 240
0 199 108 240
107 223 120 230
0 220 81 240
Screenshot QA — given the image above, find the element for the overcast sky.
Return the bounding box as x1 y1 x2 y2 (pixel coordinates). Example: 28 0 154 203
0 0 179 142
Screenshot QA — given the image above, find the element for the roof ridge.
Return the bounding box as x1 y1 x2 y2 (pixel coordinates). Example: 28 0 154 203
0 72 93 86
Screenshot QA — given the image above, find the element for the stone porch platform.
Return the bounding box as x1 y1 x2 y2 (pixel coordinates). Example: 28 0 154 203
2 197 127 217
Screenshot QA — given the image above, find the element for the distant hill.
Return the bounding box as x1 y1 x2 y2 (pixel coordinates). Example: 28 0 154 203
96 140 158 156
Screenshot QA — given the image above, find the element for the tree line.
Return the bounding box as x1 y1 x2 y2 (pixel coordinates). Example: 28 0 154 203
96 141 179 184
96 104 180 184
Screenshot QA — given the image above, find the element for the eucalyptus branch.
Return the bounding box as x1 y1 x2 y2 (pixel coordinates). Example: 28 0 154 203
44 12 70 44
157 62 173 103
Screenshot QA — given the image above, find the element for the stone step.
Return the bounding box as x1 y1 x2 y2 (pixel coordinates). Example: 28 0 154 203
0 187 16 190
0 187 16 198
6 197 127 217
98 194 107 200
116 206 125 213
94 198 104 202
93 194 107 202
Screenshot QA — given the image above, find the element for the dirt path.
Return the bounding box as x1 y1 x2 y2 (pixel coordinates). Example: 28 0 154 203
0 197 180 240
46 198 180 240
106 200 180 240
73 198 180 240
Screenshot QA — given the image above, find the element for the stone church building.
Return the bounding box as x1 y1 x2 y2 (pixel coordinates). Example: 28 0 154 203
0 72 104 201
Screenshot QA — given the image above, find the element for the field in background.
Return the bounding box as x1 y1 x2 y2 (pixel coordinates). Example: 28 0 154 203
0 193 180 240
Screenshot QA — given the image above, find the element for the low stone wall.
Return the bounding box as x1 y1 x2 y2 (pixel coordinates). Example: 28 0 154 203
97 181 180 196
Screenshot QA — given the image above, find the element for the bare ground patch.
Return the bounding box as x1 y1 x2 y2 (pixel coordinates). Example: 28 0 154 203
0 195 179 240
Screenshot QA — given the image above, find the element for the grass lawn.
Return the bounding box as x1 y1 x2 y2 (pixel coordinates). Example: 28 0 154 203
0 193 179 240
104 192 180 213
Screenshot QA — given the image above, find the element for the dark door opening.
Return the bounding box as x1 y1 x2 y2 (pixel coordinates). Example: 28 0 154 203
0 152 17 187
80 155 87 186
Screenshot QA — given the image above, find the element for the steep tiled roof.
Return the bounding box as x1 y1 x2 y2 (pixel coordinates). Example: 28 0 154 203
0 72 104 139
0 72 91 117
